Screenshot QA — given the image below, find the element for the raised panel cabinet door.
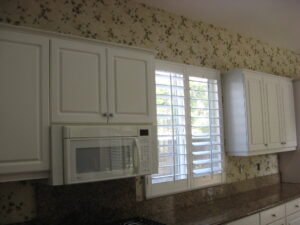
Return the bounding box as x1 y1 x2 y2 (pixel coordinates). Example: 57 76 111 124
51 38 107 123
226 214 260 225
107 47 155 123
280 79 297 148
0 30 49 174
244 74 268 152
264 77 282 149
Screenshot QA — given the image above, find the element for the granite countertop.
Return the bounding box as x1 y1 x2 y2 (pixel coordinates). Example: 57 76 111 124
14 182 300 225
148 182 300 225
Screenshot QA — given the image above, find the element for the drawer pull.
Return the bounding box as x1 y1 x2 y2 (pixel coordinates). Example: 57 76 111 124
271 214 276 217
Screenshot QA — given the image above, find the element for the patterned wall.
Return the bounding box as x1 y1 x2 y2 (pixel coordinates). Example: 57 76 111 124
0 0 299 223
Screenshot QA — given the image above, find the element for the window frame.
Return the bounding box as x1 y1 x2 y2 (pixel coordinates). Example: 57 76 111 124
146 60 226 198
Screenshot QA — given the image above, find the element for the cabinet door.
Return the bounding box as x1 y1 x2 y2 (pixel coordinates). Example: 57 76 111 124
244 74 268 151
280 79 297 148
107 47 155 123
287 211 300 225
227 214 260 225
51 38 107 123
0 30 49 174
264 77 282 149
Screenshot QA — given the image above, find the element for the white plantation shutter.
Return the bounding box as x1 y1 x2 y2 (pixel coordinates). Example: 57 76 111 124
150 63 189 195
146 61 224 198
186 66 224 188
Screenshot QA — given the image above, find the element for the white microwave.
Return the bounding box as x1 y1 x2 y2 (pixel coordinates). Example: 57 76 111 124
50 125 157 185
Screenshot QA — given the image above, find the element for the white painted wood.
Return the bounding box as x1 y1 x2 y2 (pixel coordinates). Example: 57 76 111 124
226 214 260 225
107 47 155 123
260 204 285 225
287 211 300 225
244 72 268 152
49 126 64 185
286 198 300 216
222 71 249 155
269 218 286 225
0 171 49 183
280 79 297 148
51 38 108 123
0 30 49 175
263 76 282 149
222 69 297 156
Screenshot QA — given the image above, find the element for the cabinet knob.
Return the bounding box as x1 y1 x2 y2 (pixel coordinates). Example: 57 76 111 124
102 113 107 117
264 143 268 146
271 214 276 217
109 113 114 117
295 204 299 208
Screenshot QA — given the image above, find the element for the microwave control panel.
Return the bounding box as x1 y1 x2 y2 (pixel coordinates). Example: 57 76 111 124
138 128 153 175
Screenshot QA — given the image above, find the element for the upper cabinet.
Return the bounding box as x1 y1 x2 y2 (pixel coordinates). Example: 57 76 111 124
51 38 155 124
280 79 297 148
51 38 108 123
107 47 155 123
0 30 50 179
223 69 297 156
0 24 156 182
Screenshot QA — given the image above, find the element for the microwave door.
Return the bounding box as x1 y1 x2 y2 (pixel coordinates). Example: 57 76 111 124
64 138 140 184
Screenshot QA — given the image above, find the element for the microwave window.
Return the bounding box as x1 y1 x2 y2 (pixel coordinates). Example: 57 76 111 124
76 146 133 174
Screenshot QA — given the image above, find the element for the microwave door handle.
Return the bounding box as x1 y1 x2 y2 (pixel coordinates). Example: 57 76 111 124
133 138 141 173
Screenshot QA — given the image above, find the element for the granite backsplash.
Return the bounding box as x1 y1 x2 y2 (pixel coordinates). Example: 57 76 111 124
2 174 280 225
0 0 299 224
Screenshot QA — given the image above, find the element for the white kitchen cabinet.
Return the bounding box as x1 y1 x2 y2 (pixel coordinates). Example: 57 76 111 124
0 23 156 182
269 218 286 225
0 30 49 180
280 79 297 148
264 76 282 149
260 204 285 225
223 69 297 156
286 198 300 225
107 47 155 123
287 211 300 225
244 73 268 151
51 38 108 123
51 39 155 124
226 199 300 225
286 198 300 216
226 214 260 225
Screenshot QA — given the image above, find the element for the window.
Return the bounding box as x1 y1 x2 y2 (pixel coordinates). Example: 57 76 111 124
146 60 225 198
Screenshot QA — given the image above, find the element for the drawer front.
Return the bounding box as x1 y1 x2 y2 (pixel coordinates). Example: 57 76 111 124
269 218 286 225
227 214 259 225
260 204 286 225
287 211 300 225
286 198 300 216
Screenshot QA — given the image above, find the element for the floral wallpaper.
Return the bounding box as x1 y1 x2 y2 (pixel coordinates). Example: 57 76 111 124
0 0 299 76
0 0 299 223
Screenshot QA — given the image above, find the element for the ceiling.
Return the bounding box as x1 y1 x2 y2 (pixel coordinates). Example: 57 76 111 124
135 0 300 54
